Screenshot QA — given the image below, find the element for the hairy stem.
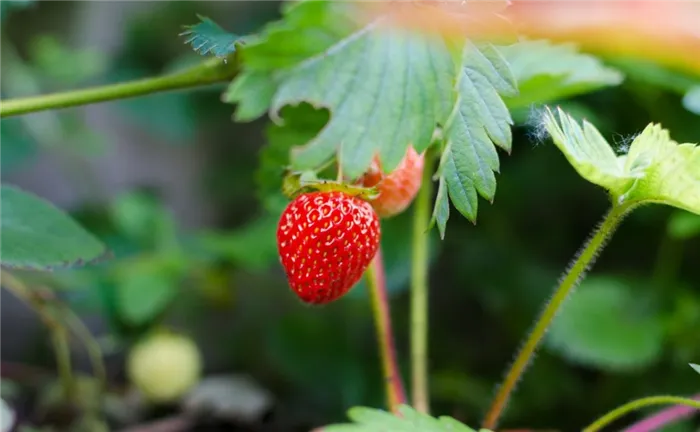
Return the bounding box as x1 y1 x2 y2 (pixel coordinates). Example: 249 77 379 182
622 393 700 432
366 248 407 413
482 202 636 429
584 395 700 432
0 56 238 118
410 152 434 414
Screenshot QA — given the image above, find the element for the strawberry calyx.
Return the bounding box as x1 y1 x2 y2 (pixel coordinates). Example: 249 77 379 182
282 170 379 201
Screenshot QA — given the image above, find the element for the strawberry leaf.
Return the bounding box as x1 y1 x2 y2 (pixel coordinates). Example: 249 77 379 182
271 22 454 179
223 71 276 122
1 185 109 270
223 1 353 120
499 39 623 109
323 404 488 432
436 41 518 224
691 363 700 375
542 106 700 215
181 15 242 58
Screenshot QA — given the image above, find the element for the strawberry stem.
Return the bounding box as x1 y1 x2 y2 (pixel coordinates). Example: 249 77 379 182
583 395 700 432
620 393 700 432
365 248 407 413
410 149 435 414
482 201 637 429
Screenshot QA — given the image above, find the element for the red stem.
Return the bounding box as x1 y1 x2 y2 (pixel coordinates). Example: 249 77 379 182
366 247 407 412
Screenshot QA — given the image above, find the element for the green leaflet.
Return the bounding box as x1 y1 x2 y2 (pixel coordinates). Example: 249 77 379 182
542 106 700 215
436 42 518 226
181 15 242 58
223 0 352 124
1 185 108 270
323 404 491 432
223 71 277 122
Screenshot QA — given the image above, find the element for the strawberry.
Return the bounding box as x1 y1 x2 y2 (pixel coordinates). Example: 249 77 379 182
277 191 381 304
359 146 424 218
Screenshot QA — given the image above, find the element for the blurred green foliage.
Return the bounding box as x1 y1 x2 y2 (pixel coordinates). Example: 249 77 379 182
1 2 699 431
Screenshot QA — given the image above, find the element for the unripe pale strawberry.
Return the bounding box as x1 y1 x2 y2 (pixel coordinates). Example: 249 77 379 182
127 332 202 403
276 191 381 304
359 146 424 218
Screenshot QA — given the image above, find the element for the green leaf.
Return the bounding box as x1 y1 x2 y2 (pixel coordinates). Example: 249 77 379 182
437 41 518 224
223 1 353 121
240 1 356 72
546 276 665 371
682 85 700 115
323 404 486 432
542 106 700 215
257 103 329 214
0 185 109 271
691 363 700 375
114 256 183 326
667 210 700 240
272 22 455 179
180 15 242 58
499 40 623 109
223 70 277 122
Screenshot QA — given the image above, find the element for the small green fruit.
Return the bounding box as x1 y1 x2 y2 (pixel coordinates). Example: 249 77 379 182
127 331 202 403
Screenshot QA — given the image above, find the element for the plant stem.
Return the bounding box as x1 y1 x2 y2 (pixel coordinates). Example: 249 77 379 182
51 327 75 400
0 56 238 118
410 152 434 414
62 305 108 393
366 248 407 413
482 202 636 429
622 393 700 432
1 271 76 400
583 395 700 432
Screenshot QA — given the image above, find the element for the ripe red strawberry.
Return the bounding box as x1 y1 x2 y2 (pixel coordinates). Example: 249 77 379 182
277 191 381 304
359 146 424 218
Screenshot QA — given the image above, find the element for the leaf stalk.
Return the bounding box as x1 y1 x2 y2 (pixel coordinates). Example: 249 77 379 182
482 201 636 429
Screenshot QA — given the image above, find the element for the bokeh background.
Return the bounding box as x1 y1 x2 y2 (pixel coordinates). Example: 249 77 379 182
2 1 699 431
